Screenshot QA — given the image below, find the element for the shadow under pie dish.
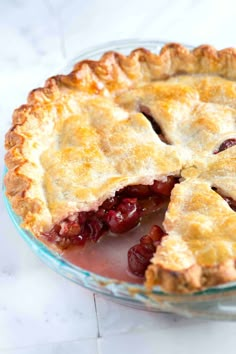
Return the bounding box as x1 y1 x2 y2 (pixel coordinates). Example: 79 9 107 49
4 39 236 303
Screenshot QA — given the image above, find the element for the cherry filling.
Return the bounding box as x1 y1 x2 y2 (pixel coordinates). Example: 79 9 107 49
104 198 141 233
214 138 236 154
43 176 177 248
128 225 166 277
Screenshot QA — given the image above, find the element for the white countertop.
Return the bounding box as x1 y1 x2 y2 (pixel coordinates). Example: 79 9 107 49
1 1 236 353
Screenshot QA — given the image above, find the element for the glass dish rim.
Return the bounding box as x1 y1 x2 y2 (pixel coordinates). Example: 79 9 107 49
3 38 236 307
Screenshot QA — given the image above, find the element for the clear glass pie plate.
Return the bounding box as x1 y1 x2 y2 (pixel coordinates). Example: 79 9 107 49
4 39 236 321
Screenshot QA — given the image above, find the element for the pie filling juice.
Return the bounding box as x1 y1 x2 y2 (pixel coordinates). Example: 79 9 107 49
43 177 176 283
63 210 166 283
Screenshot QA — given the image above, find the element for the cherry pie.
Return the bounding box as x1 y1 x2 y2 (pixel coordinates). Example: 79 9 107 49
5 43 236 293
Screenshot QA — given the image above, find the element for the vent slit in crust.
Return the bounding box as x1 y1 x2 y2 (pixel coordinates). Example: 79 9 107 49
213 138 236 154
212 187 236 212
139 105 169 144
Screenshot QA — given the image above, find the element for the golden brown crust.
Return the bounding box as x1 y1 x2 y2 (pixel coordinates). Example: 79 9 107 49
5 43 236 293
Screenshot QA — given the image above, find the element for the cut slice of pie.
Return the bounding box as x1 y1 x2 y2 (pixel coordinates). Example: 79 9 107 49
4 43 236 293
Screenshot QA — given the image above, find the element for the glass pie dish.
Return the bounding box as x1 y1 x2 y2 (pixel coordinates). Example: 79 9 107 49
3 39 236 321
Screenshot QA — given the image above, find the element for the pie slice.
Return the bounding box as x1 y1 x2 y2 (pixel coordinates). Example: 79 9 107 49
146 178 236 293
4 43 236 293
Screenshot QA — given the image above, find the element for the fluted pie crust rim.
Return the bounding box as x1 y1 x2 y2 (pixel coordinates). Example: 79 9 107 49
4 43 236 294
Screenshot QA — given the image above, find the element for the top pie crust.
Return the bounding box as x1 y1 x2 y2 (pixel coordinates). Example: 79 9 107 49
4 43 236 293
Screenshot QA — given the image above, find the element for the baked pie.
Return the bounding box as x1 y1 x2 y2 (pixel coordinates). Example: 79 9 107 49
5 43 236 294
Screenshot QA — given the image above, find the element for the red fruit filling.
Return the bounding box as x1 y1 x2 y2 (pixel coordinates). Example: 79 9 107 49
128 225 166 277
214 138 236 154
104 198 141 233
150 176 176 196
43 176 177 248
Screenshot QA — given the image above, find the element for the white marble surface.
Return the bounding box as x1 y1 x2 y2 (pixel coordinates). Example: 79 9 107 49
1 0 236 353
